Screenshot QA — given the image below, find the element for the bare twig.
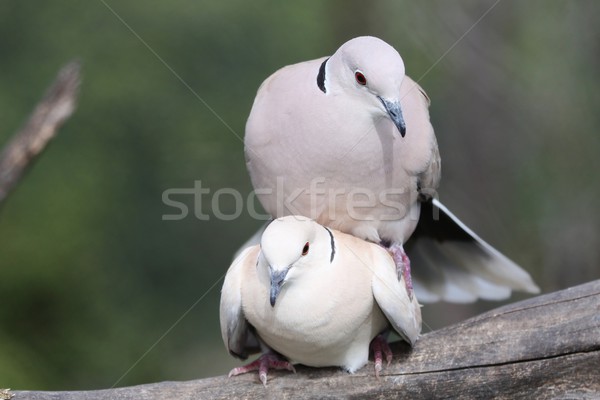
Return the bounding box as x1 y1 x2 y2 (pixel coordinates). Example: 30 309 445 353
0 61 81 205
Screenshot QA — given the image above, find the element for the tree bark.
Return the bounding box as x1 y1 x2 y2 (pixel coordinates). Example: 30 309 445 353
12 279 600 399
0 61 81 205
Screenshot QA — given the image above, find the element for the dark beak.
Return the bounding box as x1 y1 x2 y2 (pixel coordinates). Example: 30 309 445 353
378 96 406 137
269 267 289 307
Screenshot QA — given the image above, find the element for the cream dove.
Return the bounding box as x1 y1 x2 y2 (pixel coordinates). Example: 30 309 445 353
220 216 421 385
243 36 539 302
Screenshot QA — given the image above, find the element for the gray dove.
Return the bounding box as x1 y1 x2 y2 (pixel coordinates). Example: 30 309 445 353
243 36 539 302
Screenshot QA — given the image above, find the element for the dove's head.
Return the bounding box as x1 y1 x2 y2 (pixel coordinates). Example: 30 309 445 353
325 36 407 137
260 216 335 307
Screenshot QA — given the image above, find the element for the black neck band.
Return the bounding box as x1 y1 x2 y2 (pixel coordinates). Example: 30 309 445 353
324 226 336 263
317 58 329 93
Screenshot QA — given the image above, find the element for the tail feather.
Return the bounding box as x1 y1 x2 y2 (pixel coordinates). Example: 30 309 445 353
407 198 539 303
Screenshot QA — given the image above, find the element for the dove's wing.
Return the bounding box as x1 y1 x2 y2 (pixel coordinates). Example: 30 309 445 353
371 247 422 346
219 246 261 359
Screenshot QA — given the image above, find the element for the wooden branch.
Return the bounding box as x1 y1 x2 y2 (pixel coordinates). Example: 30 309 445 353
13 280 600 399
0 61 81 205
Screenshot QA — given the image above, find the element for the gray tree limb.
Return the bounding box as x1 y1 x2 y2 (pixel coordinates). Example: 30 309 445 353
0 61 81 205
12 279 600 399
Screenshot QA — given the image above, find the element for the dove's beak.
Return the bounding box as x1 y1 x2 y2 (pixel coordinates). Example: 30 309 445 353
269 267 289 307
378 96 406 137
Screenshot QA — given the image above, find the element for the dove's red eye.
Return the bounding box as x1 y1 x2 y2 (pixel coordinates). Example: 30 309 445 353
302 242 310 256
355 71 367 85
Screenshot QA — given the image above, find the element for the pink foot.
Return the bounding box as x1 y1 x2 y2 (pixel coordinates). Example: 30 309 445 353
228 353 296 386
384 242 414 300
370 334 393 379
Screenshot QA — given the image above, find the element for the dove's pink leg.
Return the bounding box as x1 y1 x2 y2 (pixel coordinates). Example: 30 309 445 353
370 334 393 379
228 352 296 386
383 242 414 299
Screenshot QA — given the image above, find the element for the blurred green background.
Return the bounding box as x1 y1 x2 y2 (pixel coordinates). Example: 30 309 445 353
1 0 598 391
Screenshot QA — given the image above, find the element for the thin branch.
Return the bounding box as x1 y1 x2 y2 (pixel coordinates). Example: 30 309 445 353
0 61 81 205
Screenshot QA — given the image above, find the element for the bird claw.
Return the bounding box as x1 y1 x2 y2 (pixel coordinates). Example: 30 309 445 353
374 360 382 380
385 243 414 300
259 370 268 387
370 334 393 379
228 353 295 386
